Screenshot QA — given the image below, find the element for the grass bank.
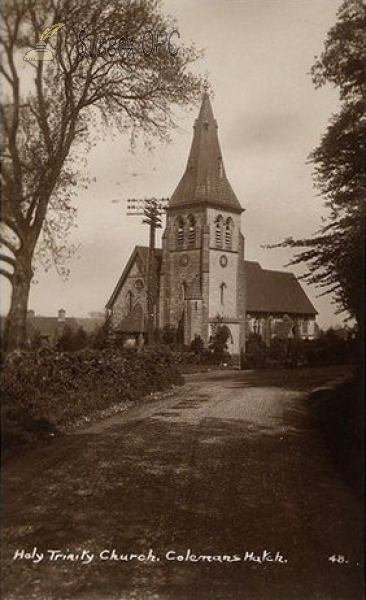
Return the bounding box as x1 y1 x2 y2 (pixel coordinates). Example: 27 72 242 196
307 373 364 496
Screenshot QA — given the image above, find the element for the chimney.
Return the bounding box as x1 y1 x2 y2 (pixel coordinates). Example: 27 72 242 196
58 308 66 323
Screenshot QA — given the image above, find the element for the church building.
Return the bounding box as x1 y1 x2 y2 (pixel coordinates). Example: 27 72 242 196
106 93 317 354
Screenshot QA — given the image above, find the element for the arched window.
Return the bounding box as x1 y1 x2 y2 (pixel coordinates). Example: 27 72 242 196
215 215 223 247
219 282 227 304
176 217 184 246
125 291 133 313
182 281 188 301
253 318 262 336
187 215 196 246
225 218 233 249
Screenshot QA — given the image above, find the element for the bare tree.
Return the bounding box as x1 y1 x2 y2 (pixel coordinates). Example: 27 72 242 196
1 0 203 349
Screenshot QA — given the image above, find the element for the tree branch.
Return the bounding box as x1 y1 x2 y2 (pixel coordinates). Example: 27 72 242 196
0 234 18 254
0 253 16 267
0 267 14 283
0 216 23 243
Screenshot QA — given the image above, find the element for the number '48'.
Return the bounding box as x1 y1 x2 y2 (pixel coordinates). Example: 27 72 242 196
329 555 347 564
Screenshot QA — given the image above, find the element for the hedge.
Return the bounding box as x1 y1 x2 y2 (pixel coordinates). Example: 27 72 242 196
1 347 184 455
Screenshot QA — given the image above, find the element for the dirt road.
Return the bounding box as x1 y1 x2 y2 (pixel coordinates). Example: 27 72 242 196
2 367 364 600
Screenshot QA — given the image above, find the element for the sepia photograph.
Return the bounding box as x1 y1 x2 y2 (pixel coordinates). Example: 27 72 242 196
1 1 364 599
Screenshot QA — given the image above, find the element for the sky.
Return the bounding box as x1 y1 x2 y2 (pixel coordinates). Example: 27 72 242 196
1 0 346 329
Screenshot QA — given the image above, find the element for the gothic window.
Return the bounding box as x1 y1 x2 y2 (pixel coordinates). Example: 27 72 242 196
219 282 227 304
182 281 188 301
215 215 223 247
187 215 196 246
125 291 133 313
253 318 261 336
176 217 184 246
225 218 233 249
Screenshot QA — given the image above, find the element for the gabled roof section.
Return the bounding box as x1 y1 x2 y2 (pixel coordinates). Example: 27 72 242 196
244 260 317 316
169 93 243 214
106 246 162 309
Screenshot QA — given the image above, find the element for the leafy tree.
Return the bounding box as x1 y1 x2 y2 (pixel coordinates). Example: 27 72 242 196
0 0 203 350
89 322 109 350
73 326 88 350
56 325 74 351
272 0 365 326
56 325 87 351
30 329 43 350
208 325 231 364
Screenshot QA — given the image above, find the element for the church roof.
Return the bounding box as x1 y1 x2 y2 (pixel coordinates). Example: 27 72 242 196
169 93 243 214
244 261 317 316
107 247 316 318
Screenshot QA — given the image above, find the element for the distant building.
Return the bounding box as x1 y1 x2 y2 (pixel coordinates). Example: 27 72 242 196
24 309 104 345
106 93 317 353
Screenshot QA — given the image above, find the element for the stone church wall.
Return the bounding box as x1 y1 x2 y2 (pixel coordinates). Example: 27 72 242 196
206 208 244 354
109 261 147 331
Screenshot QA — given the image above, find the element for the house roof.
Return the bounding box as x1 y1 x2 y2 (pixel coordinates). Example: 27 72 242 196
169 93 243 214
26 316 103 338
106 245 162 309
0 314 103 341
244 261 317 316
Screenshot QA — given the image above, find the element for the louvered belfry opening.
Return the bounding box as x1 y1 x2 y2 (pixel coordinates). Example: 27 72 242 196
215 215 223 247
176 217 184 246
188 215 196 246
225 217 233 249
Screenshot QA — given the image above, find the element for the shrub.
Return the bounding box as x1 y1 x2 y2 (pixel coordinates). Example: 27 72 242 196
242 328 359 370
243 334 267 369
190 334 205 357
160 324 178 347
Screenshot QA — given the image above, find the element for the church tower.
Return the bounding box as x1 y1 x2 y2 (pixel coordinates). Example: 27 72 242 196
159 93 245 354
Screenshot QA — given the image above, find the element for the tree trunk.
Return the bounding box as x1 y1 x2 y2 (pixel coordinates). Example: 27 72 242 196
5 251 33 351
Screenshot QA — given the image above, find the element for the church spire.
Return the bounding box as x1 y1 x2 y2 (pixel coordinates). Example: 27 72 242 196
169 91 243 213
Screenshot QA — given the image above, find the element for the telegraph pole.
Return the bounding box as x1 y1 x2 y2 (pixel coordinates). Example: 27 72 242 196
127 198 169 344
